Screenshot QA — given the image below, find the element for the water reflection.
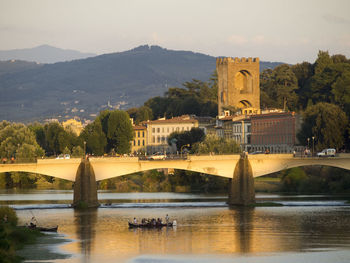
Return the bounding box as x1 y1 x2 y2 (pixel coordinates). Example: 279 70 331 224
8 191 350 263
74 208 97 262
232 207 254 253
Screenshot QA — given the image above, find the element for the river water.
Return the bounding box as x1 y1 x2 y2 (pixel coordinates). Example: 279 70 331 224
1 190 350 263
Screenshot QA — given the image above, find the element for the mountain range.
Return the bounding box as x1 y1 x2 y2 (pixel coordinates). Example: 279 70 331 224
0 45 283 122
0 45 96 64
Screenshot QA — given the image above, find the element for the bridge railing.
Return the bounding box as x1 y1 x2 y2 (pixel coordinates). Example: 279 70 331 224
138 154 188 161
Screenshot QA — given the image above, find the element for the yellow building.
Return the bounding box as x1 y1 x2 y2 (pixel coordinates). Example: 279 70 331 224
131 125 147 153
62 119 83 135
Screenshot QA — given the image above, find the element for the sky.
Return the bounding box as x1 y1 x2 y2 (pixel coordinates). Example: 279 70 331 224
0 0 349 64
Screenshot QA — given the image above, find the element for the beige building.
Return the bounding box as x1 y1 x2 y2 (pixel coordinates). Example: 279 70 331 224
62 119 83 135
142 115 199 153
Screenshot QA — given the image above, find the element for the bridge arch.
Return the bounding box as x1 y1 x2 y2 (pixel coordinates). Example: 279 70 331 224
248 154 350 177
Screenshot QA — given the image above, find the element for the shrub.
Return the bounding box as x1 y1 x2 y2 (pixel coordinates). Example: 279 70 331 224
0 206 18 226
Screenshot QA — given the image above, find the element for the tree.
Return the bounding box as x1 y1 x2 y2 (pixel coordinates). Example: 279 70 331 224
291 62 313 109
79 121 107 156
106 110 134 154
167 127 205 151
332 70 350 116
297 103 348 151
0 121 44 160
260 65 298 110
314 50 333 75
135 106 153 123
192 134 241 154
71 145 84 157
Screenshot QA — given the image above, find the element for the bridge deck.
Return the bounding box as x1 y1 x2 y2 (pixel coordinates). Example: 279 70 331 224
0 154 349 181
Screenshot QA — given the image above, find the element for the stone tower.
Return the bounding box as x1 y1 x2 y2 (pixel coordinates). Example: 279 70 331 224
216 57 260 116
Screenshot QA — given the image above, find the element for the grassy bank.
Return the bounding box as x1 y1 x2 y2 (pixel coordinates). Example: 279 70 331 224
0 205 70 262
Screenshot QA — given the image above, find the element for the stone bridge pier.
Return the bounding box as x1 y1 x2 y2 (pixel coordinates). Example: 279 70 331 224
72 159 99 208
228 154 255 206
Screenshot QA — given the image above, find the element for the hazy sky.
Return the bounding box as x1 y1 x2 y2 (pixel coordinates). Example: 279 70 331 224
1 0 349 63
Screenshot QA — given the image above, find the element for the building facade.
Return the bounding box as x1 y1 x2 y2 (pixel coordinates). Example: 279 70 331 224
217 115 251 151
216 57 260 116
131 125 147 154
250 112 300 153
143 116 199 154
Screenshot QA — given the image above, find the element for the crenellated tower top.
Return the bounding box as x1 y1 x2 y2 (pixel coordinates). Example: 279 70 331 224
216 57 259 65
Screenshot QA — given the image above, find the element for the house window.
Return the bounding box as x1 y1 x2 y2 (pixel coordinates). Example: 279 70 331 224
138 131 140 137
142 131 144 137
138 140 140 146
152 128 155 133
142 140 145 146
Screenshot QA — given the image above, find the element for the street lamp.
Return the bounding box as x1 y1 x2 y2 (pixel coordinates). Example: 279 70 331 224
83 141 86 159
312 136 315 157
180 144 190 158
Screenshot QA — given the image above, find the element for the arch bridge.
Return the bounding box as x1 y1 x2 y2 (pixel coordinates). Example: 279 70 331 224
1 154 350 206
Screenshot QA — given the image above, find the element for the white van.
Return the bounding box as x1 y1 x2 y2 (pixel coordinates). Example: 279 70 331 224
317 148 336 157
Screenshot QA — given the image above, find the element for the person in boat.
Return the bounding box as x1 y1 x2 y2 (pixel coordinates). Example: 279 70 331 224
133 217 137 224
165 214 169 224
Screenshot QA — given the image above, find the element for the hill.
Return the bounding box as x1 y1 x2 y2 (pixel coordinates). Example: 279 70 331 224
0 45 96 64
0 45 282 122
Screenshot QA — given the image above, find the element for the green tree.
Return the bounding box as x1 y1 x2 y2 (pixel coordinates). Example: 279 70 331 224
71 145 84 157
0 121 44 160
135 106 153 123
297 103 348 151
260 65 299 111
314 50 333 75
106 110 134 154
332 70 350 116
167 127 205 151
79 121 107 156
193 134 241 154
281 167 308 192
291 62 313 109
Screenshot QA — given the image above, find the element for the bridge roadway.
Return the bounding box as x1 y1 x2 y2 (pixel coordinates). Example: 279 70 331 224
0 154 350 182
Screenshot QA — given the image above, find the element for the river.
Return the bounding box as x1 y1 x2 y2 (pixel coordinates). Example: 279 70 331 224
1 190 350 263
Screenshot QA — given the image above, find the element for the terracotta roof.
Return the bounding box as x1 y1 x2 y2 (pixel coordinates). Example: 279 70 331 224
133 125 147 130
250 112 295 119
142 117 198 125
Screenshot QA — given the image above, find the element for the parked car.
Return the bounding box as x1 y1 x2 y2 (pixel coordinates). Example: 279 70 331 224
317 148 336 157
149 152 166 160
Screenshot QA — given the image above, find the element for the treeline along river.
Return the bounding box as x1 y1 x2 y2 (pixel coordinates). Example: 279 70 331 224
1 189 350 262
